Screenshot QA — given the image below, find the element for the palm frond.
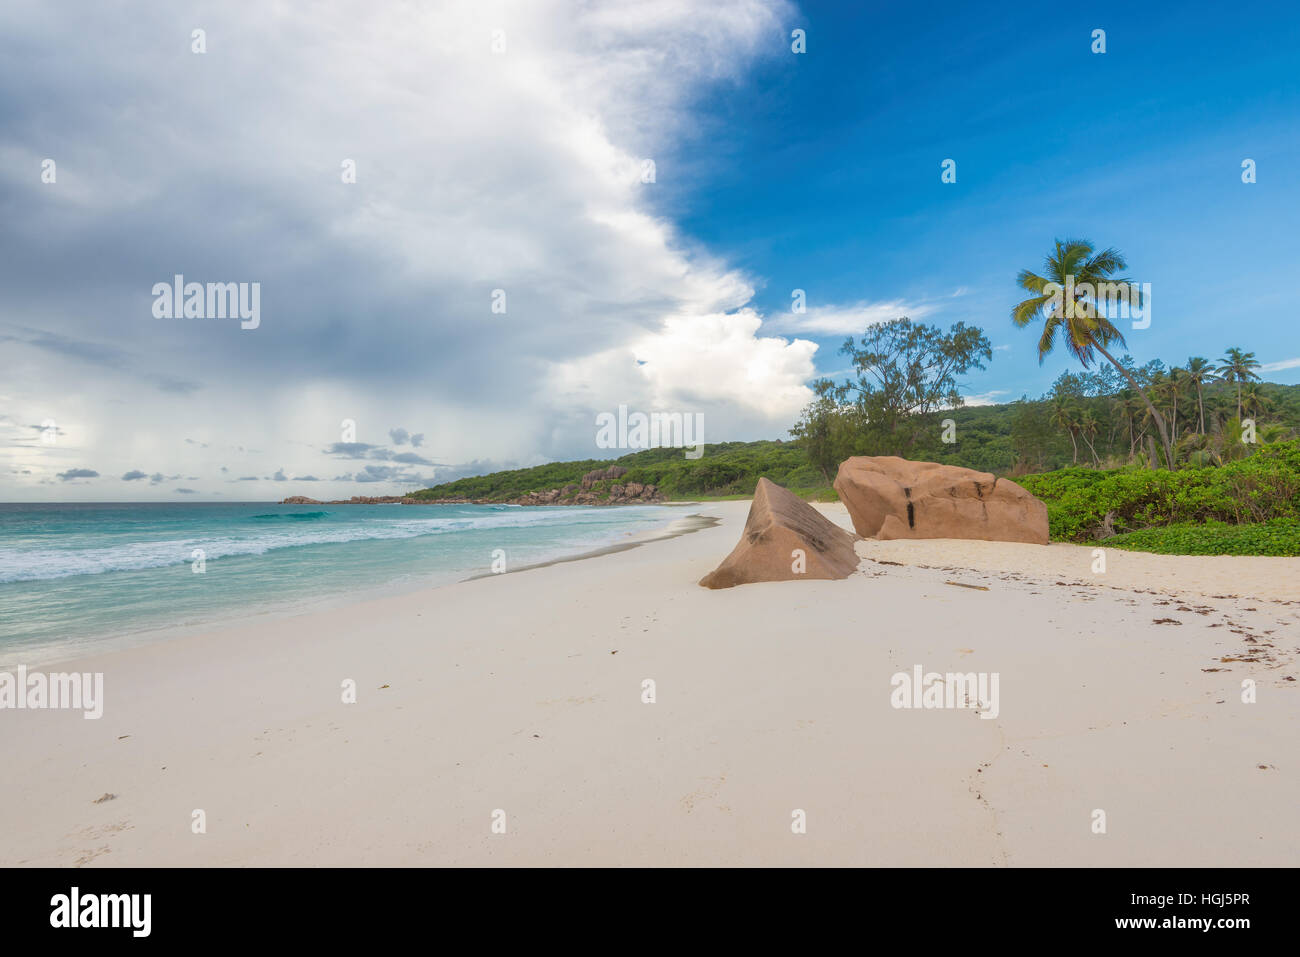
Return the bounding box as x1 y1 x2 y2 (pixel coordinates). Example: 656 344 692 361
1011 292 1051 328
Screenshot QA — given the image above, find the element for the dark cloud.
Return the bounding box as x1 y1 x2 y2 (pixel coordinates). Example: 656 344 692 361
57 468 99 480
0 2 803 502
324 443 378 458
376 450 437 466
121 470 147 480
174 488 197 494
10 328 203 395
387 428 428 448
326 443 439 466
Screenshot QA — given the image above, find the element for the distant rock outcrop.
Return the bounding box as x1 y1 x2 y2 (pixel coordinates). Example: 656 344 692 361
833 456 1049 544
514 479 661 506
699 477 860 588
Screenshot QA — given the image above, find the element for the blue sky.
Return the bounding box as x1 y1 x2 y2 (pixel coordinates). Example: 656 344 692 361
659 0 1300 401
2 0 1297 500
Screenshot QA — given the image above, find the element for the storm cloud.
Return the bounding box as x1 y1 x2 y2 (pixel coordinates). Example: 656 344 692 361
0 0 814 501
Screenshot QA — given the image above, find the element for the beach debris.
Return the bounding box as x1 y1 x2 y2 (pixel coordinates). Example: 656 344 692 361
833 456 1049 544
945 581 989 591
699 478 859 588
92 793 116 804
1152 618 1182 625
379 684 390 689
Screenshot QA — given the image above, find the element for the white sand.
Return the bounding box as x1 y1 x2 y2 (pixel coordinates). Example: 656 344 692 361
1 501 1296 866
857 535 1300 603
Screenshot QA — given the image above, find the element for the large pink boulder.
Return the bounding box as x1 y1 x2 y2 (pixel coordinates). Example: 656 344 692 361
699 478 860 588
833 456 1049 545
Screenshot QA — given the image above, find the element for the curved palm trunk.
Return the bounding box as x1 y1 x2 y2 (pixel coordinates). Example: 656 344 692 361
1197 383 1205 434
1094 343 1174 468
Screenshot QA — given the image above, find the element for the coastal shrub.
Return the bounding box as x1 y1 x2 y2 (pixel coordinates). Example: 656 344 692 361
1106 519 1300 556
1018 440 1300 541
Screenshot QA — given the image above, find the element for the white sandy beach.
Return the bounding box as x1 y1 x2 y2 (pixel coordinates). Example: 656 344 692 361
1 501 1296 867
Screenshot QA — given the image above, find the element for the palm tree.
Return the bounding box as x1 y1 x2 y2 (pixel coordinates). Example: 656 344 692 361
1168 366 1186 440
1260 422 1293 444
1218 347 1262 419
1240 384 1271 420
1013 239 1174 468
1137 402 1168 466
1148 369 1172 440
1078 409 1101 467
1183 357 1217 434
1049 395 1079 464
1114 390 1144 458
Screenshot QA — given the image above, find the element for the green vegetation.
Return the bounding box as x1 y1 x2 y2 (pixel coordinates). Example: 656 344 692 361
791 317 992 479
1017 440 1300 543
1104 520 1300 556
409 458 611 501
789 375 1300 477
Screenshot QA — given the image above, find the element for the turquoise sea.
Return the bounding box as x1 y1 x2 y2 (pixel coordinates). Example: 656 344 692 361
0 502 678 667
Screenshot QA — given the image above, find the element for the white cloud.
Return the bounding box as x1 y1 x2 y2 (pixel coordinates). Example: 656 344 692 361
763 299 936 336
1261 357 1300 372
960 391 1009 407
548 308 819 430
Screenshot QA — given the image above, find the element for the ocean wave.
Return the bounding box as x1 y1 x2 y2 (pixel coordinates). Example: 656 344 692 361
0 506 667 583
